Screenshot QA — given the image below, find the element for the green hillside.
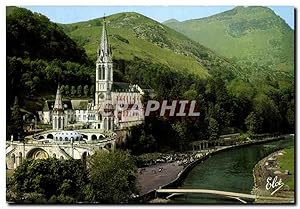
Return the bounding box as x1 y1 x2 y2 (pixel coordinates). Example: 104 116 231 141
164 6 294 75
7 6 88 63
7 7 93 113
61 12 239 79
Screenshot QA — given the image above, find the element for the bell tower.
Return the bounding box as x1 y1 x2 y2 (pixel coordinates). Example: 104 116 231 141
95 16 113 110
95 16 114 130
52 84 65 130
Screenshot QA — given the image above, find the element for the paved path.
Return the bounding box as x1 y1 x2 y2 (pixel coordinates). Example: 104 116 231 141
137 162 184 195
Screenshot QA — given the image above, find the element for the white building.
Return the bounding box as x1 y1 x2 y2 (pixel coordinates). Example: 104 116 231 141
38 17 151 131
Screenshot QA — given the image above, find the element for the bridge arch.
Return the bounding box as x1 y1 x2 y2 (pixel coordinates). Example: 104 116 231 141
47 134 54 139
82 134 88 140
26 148 49 159
38 136 44 140
91 135 97 140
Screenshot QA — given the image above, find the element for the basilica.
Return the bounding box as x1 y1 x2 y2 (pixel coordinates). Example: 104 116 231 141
38 18 148 132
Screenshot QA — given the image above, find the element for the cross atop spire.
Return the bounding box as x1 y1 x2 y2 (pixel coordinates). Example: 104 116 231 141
53 84 63 110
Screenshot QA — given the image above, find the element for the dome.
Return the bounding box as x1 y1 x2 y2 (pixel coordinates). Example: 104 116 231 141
54 131 83 142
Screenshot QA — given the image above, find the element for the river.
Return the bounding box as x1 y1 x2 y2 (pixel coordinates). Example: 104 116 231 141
171 137 294 204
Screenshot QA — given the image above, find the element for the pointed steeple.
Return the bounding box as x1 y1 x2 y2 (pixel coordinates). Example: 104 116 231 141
53 84 63 110
98 15 112 62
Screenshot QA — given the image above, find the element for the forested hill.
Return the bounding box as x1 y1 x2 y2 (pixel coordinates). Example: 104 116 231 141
164 6 294 75
7 6 88 63
7 6 94 115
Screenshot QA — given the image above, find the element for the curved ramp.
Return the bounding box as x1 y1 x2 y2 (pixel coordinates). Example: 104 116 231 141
156 188 294 202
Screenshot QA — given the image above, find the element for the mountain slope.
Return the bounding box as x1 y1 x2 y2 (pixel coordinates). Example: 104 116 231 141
7 6 88 63
164 6 294 74
6 6 93 114
61 12 238 79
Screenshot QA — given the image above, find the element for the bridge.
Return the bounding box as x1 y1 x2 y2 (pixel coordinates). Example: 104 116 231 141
6 138 115 170
156 188 294 203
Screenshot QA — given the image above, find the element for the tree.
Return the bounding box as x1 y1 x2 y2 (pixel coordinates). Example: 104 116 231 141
208 118 219 141
286 101 295 132
83 85 89 97
7 158 88 203
77 85 82 97
64 85 70 96
171 121 187 151
60 85 65 95
10 96 24 141
245 111 263 135
90 85 95 96
70 86 76 97
87 150 138 203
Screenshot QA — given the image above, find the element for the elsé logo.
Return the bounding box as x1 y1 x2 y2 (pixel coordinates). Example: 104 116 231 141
265 176 284 195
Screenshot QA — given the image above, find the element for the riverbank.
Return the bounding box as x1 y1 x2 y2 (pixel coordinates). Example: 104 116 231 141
252 148 295 203
137 134 292 203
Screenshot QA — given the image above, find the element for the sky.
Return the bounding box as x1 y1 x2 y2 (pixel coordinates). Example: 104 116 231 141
23 6 294 29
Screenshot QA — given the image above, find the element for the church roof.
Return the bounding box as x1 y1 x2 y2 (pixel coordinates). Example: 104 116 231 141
43 100 73 111
97 16 112 63
111 82 139 93
54 85 63 110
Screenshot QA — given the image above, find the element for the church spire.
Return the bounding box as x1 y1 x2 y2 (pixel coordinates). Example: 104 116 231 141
53 84 63 110
98 15 112 62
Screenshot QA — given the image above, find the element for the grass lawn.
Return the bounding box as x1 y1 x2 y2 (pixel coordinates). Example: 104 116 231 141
277 147 294 190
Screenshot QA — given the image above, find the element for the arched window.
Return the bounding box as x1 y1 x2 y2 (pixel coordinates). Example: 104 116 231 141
104 118 107 130
108 118 111 130
98 65 102 80
101 65 105 80
11 154 15 164
58 117 62 129
54 117 57 129
19 152 22 164
107 66 110 80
